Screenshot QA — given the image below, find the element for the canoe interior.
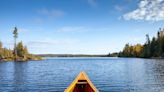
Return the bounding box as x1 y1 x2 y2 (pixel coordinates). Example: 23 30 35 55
73 80 95 92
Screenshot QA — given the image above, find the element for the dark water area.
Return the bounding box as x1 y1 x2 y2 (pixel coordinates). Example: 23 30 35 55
0 57 164 92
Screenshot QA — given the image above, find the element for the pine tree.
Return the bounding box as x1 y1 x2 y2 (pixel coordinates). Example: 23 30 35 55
16 41 25 57
0 41 3 58
13 27 18 61
150 37 157 57
143 34 151 58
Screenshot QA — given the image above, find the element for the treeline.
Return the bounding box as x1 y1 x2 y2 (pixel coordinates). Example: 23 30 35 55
37 54 106 57
0 41 13 60
0 41 42 61
118 28 164 58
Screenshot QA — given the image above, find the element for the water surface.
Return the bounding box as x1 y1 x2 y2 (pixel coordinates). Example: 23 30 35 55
0 57 164 92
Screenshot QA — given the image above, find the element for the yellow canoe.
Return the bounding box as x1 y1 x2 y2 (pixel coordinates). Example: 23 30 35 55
65 71 99 92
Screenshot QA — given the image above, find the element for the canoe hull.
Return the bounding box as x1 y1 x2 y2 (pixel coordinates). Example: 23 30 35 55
65 71 99 92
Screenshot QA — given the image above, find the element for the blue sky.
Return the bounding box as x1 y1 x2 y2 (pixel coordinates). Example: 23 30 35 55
0 0 164 54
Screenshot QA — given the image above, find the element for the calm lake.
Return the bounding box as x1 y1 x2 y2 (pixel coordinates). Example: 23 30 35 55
0 57 164 92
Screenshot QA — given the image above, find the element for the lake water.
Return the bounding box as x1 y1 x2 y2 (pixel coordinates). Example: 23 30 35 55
0 57 164 92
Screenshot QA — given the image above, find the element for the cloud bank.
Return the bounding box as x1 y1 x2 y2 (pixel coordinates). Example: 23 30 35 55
123 0 164 21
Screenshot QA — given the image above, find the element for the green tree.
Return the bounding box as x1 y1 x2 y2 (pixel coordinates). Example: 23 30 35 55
142 34 151 58
122 43 130 57
133 44 143 57
16 41 25 57
13 27 18 61
157 30 162 56
150 37 158 57
24 46 28 55
0 41 3 58
161 34 164 56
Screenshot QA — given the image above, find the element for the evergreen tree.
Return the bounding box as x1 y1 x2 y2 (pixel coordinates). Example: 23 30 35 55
141 34 151 58
13 27 18 61
150 37 157 57
0 41 3 58
16 41 25 57
157 30 162 56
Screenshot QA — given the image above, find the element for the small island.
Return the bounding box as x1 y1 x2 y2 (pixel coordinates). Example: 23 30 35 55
0 27 42 61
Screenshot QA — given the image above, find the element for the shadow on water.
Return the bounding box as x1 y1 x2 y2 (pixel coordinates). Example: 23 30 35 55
0 62 14 91
12 62 28 92
143 59 164 92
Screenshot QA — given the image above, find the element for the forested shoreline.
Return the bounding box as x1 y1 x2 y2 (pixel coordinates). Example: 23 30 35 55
117 28 164 58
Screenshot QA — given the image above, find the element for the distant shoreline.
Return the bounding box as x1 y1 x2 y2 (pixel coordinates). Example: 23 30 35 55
36 54 108 57
36 54 164 59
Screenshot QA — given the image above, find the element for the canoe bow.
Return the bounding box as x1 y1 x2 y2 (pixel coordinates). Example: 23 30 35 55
65 71 99 92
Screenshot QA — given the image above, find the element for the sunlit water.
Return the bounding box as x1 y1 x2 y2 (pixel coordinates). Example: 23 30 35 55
0 57 164 92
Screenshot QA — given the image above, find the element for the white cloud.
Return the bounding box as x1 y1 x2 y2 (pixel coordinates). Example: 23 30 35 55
56 26 110 33
16 28 43 33
57 26 88 32
87 0 97 7
123 0 164 21
18 28 30 32
115 5 124 12
33 18 44 24
27 38 78 48
26 38 79 54
27 39 75 46
38 8 65 18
